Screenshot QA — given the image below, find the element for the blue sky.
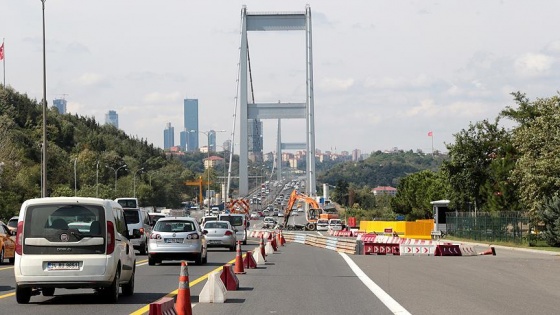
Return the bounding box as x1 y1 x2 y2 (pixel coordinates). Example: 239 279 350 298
2 0 560 154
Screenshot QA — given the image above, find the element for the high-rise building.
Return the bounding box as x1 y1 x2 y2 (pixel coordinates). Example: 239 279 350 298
208 130 216 152
248 119 263 162
53 98 67 114
163 122 175 149
222 140 232 152
183 98 199 151
105 110 119 128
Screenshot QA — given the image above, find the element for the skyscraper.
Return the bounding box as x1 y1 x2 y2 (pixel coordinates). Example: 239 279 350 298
183 98 199 151
208 130 216 152
163 122 175 149
248 119 263 162
105 110 119 128
53 98 67 114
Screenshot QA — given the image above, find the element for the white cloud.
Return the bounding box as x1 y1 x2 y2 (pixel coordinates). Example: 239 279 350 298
317 77 354 91
75 73 106 87
514 53 554 76
142 92 182 104
403 99 486 118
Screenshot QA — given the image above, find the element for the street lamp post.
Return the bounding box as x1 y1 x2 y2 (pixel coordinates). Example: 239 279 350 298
106 164 127 195
96 161 99 198
41 0 48 198
73 158 77 196
133 168 144 198
201 130 225 207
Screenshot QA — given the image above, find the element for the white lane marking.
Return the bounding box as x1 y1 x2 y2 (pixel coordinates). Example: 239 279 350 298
339 252 411 315
316 231 323 236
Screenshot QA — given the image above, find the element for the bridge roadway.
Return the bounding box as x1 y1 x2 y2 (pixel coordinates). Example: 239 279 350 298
0 224 559 314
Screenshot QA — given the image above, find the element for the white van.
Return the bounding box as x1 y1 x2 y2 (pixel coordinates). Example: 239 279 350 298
14 197 137 304
218 214 249 245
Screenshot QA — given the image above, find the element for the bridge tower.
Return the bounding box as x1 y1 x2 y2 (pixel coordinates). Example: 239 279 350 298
237 5 316 197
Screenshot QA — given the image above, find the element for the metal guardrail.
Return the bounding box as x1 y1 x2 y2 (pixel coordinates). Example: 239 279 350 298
281 231 356 254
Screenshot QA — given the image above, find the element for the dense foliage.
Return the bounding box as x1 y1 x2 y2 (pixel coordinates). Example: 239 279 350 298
0 86 218 220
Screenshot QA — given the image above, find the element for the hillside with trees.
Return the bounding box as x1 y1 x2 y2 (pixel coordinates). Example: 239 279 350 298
0 86 216 220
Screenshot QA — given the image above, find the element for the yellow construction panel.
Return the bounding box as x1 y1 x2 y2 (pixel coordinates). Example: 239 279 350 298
358 219 434 240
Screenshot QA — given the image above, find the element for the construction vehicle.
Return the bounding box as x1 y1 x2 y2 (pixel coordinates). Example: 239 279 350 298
282 190 332 231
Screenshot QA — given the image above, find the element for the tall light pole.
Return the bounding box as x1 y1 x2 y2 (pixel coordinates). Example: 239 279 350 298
106 164 127 195
201 130 225 207
73 158 77 196
96 160 99 198
133 168 144 198
41 0 48 198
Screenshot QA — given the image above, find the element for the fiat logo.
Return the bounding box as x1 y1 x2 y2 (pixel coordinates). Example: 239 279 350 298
60 233 69 242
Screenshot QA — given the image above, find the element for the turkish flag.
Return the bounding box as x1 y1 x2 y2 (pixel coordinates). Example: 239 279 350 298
428 131 433 137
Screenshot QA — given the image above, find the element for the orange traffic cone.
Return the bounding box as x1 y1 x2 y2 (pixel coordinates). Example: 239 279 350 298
260 235 266 260
280 230 286 246
478 246 496 256
244 250 257 269
271 235 278 251
175 261 192 315
276 232 283 247
234 241 246 274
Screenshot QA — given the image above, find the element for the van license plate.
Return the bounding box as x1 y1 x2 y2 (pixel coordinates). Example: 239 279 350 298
47 262 80 270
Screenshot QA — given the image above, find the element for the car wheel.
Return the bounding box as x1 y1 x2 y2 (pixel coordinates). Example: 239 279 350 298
8 257 14 264
103 268 120 303
0 247 4 264
122 266 135 296
42 287 55 296
148 255 156 266
202 247 208 264
16 285 32 304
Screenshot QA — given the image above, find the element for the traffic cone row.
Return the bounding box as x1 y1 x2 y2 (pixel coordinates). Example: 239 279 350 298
166 229 288 311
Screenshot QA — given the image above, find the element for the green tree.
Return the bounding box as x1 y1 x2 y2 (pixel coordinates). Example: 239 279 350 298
537 196 560 247
391 170 449 220
441 119 511 212
502 94 560 217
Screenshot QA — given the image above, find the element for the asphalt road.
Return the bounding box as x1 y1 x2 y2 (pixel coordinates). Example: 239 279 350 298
1 226 559 315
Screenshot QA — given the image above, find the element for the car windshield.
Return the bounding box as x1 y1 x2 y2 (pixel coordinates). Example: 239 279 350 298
23 204 105 240
7 218 18 228
204 222 230 229
124 210 140 224
154 220 196 232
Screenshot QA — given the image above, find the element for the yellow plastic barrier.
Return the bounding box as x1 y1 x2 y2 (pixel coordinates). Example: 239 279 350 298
358 219 433 240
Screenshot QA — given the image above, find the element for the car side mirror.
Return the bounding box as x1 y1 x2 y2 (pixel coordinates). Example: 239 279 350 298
132 229 142 239
202 230 208 235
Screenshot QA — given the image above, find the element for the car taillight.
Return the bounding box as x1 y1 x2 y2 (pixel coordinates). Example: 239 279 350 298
224 230 233 236
139 227 145 235
15 221 23 255
150 233 161 239
186 233 199 239
107 221 115 254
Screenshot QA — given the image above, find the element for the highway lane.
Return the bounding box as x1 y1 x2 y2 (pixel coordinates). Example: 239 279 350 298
350 245 560 315
0 242 259 315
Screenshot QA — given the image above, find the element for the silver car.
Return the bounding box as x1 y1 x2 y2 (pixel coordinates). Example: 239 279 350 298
147 217 207 266
203 221 237 251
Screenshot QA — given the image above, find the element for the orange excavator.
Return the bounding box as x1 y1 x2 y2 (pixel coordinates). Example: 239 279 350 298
282 190 324 231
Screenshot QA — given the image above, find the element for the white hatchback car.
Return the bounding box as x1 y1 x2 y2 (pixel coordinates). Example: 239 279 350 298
148 217 207 266
14 197 137 304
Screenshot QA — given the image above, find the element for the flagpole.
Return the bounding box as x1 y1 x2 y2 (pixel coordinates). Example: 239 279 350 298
2 38 5 88
431 133 434 156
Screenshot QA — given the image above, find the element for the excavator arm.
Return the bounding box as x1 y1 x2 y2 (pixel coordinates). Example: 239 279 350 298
282 190 322 230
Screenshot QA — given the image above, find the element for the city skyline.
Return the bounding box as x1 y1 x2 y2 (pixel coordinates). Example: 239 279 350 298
3 1 560 154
